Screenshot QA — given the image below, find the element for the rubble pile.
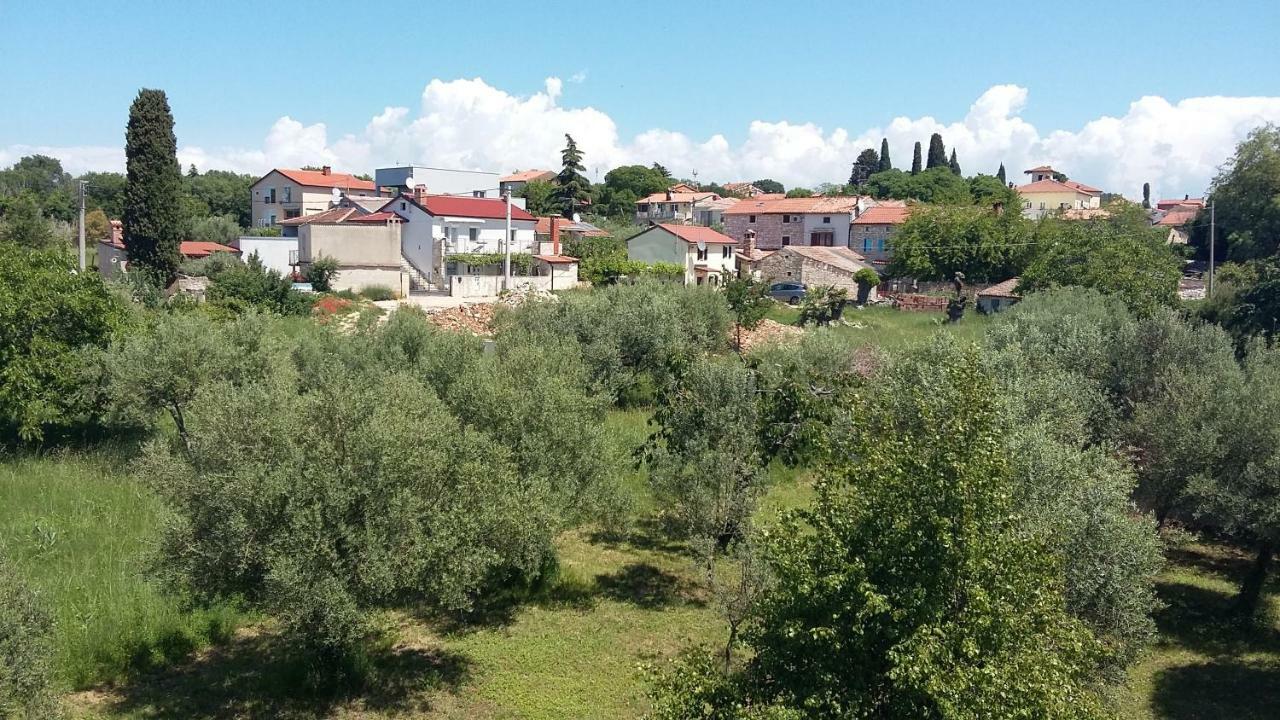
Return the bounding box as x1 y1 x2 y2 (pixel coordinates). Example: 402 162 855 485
424 303 496 335
734 318 804 352
498 285 559 307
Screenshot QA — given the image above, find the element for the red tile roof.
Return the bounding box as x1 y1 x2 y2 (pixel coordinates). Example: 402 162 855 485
853 206 911 225
265 168 376 191
1157 198 1205 210
1157 208 1199 227
1062 179 1102 195
1017 179 1097 195
278 207 359 225
653 223 737 245
347 211 401 223
534 254 578 264
500 169 555 183
180 241 240 258
636 191 720 204
395 194 536 221
1025 165 1056 173
979 278 1022 299
723 196 863 215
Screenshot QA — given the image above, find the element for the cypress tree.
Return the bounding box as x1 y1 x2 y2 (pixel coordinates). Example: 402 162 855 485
996 163 1007 184
123 88 183 283
553 134 591 219
1142 182 1151 209
878 138 892 172
926 133 947 169
849 148 880 186
948 149 961 175
911 142 923 175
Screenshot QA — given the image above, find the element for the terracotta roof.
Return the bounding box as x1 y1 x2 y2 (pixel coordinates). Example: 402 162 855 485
263 168 376 191
779 246 872 274
668 183 700 193
500 169 555 183
1062 179 1102 195
180 241 240 258
347 211 401 223
1017 179 1098 195
979 278 1022 299
535 216 610 236
636 191 720 204
534 254 578 264
1024 165 1056 173
278 207 359 225
1157 198 1205 210
853 206 911 225
753 193 786 201
394 194 536 221
723 196 863 216
654 223 737 245
1157 208 1199 227
734 248 774 262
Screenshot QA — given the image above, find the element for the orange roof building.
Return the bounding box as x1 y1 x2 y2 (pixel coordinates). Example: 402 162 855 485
251 166 378 228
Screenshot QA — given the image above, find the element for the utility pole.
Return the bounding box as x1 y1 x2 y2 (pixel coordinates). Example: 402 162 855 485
77 179 87 271
503 192 512 291
1208 200 1215 298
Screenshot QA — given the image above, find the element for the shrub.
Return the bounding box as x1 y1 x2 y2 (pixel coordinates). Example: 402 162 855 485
303 255 339 292
0 559 60 719
207 253 312 315
0 244 125 442
797 285 847 326
359 284 395 301
179 251 242 278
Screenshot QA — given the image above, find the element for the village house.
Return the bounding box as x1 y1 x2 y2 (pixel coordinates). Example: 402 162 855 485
293 210 410 296
850 204 910 265
1016 165 1103 219
96 221 239 279
250 167 378 228
722 196 870 251
386 187 538 290
634 189 724 225
1153 196 1205 244
733 229 774 279
625 222 737 286
755 245 878 299
535 216 609 243
375 165 502 198
499 169 556 197
721 182 766 198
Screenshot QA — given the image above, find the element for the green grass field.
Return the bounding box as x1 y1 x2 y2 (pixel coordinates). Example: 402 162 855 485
5 306 1278 718
766 302 990 350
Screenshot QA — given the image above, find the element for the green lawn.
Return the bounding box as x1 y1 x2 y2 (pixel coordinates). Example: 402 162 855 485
1119 539 1280 719
766 302 991 350
0 448 243 690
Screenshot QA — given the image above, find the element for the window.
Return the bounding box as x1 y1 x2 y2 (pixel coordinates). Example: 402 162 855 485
282 187 292 203
285 209 301 220
400 202 406 211
265 187 276 204
722 246 731 259
822 216 831 224
268 213 277 225
469 227 480 244
863 237 871 252
810 231 835 246
781 236 791 246
1039 202 1046 210
473 190 485 198
1023 201 1031 209
697 247 708 261
749 215 756 223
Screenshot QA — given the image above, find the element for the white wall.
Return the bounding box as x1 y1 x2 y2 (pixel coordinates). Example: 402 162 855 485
234 236 298 276
449 272 576 297
801 212 854 246
376 166 501 197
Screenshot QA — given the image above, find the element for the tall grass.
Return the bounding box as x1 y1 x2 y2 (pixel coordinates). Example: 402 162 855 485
0 448 242 688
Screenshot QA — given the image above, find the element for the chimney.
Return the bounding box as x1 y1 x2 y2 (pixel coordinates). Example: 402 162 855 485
321 165 332 176
110 219 123 245
550 217 562 255
745 228 757 258
666 190 673 201
1184 193 1189 200
413 184 426 204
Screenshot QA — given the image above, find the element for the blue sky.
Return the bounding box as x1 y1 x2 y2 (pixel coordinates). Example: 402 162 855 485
2 0 1279 196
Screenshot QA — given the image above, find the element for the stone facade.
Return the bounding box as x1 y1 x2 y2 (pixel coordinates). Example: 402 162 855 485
723 214 806 250
757 247 875 299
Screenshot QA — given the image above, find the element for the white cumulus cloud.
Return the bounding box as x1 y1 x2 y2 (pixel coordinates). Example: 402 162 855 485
8 80 1280 200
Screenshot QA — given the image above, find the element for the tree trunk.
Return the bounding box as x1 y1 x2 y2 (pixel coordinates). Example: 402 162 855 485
1234 541 1273 620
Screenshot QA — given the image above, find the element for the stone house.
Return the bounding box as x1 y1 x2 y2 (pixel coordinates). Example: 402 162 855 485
722 196 870 251
756 246 878 299
850 204 909 265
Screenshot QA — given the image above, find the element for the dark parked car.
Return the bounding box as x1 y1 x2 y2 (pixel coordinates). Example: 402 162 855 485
768 281 807 305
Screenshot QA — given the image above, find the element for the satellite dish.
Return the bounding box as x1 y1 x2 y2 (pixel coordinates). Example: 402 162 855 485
696 239 707 252
403 174 420 190
330 187 341 201
572 212 582 223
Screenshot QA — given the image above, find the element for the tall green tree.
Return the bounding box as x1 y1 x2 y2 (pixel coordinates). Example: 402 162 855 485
752 179 784 194
877 138 892 172
948 148 961 175
123 88 184 282
1197 124 1280 260
848 148 880 187
552 134 591 219
0 193 56 248
1141 182 1151 209
911 141 922 175
926 133 947 169
516 179 558 216
887 204 1030 281
996 163 1007 184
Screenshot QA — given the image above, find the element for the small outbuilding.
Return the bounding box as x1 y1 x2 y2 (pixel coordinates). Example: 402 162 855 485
976 278 1022 313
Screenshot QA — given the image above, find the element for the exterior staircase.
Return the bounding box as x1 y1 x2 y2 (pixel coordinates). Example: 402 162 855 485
400 254 432 293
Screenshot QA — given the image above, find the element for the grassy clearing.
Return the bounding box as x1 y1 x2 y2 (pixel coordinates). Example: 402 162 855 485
1119 539 1280 719
0 448 243 690
766 302 990 350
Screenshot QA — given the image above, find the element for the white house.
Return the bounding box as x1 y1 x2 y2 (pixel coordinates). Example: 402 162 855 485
250 167 377 228
626 222 738 286
385 189 538 287
375 166 502 198
233 235 298 276
1016 165 1103 219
